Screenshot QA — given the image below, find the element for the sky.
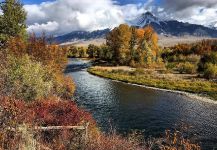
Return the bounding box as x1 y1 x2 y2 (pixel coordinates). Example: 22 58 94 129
22 0 159 5
18 0 217 36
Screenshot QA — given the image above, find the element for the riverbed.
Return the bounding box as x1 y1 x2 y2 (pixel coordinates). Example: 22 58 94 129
66 58 217 150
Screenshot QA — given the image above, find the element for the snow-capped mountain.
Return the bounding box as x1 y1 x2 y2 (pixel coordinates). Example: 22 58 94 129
55 12 217 44
128 12 161 28
208 21 217 29
128 12 217 37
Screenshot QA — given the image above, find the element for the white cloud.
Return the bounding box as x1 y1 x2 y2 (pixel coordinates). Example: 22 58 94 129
24 0 156 36
24 0 217 36
160 0 217 26
24 0 125 36
27 21 59 34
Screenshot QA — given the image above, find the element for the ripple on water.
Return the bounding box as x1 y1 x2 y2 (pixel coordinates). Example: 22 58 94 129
67 59 217 150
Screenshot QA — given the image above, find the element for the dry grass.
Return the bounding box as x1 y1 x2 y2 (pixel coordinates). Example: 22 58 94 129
158 35 216 47
88 66 217 100
60 36 217 48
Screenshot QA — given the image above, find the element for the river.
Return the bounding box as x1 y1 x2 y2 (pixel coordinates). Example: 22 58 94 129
65 58 217 150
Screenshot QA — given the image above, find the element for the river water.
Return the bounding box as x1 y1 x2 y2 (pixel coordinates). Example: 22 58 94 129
66 58 217 149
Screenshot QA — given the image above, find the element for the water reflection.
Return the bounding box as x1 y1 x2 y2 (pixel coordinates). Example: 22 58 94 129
66 58 217 150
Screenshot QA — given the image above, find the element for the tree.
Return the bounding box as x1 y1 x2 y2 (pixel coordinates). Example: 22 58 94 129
137 39 151 65
106 24 132 65
136 26 160 66
129 27 137 64
26 33 68 73
68 45 79 58
106 24 161 67
143 26 159 58
0 0 27 46
198 52 217 72
99 44 112 61
87 44 100 58
78 47 86 58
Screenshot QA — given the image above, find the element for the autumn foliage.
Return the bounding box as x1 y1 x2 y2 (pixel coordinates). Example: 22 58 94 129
0 96 97 149
162 40 217 79
162 39 217 59
1 34 75 101
7 34 68 72
67 24 163 68
106 24 162 67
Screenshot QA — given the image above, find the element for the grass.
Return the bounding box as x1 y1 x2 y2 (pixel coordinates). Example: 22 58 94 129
88 67 217 101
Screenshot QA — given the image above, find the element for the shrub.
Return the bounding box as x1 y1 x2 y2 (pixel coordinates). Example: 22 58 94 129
50 73 75 99
7 35 68 73
26 98 97 149
134 68 146 75
186 54 201 63
177 62 197 74
129 60 136 67
0 96 97 149
26 98 95 126
0 55 53 101
204 63 217 79
165 62 177 70
198 52 217 72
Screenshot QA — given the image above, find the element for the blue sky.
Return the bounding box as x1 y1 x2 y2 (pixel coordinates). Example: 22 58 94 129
22 0 159 5
21 0 53 4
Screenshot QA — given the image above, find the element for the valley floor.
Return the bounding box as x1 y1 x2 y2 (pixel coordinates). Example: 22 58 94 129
61 36 216 47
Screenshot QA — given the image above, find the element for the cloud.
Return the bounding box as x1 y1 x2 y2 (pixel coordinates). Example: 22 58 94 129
27 21 59 34
24 0 125 36
24 0 156 36
159 0 217 25
120 3 151 20
162 0 217 12
24 0 217 36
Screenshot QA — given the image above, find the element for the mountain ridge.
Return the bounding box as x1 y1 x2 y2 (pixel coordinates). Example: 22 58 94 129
55 12 217 44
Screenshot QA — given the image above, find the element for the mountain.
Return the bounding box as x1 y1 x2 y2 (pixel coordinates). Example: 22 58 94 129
55 12 217 44
208 21 217 30
54 29 110 44
128 12 217 37
128 12 161 28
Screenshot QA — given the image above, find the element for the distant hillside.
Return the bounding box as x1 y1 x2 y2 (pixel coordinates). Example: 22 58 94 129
54 29 110 44
128 12 217 37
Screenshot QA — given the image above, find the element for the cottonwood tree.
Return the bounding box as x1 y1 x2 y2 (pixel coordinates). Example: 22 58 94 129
87 44 100 58
106 24 132 65
106 24 161 67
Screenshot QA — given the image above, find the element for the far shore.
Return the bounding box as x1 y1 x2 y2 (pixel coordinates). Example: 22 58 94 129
88 66 217 104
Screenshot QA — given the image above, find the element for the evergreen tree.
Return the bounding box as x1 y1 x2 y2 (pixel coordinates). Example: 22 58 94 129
0 0 27 46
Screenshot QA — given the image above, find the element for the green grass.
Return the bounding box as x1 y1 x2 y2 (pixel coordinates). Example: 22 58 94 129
88 67 217 101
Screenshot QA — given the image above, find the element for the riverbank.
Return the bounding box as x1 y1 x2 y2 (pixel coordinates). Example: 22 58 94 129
88 66 217 103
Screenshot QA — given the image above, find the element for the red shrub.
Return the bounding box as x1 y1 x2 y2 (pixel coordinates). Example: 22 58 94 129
0 96 95 127
27 98 95 127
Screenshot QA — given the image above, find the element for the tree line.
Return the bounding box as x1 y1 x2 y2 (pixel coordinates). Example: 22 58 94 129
68 24 163 67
